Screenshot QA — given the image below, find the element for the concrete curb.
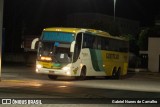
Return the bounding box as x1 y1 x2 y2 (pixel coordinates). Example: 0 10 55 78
128 68 148 73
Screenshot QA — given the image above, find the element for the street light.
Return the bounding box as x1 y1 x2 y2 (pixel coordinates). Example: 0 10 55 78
114 0 116 21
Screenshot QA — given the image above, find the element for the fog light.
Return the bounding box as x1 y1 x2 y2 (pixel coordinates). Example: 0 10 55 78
66 71 71 75
37 64 42 69
36 68 39 73
62 67 70 71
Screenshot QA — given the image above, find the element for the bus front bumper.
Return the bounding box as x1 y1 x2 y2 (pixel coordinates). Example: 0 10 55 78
36 67 72 76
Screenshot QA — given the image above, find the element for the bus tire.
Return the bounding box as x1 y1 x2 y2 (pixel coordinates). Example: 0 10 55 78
115 68 121 79
111 67 117 79
48 75 58 80
76 66 86 80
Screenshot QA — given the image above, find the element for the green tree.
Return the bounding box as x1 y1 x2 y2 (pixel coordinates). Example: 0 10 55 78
138 28 149 51
121 34 139 55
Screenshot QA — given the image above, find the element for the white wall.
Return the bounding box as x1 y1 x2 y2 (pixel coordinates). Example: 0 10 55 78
148 38 160 72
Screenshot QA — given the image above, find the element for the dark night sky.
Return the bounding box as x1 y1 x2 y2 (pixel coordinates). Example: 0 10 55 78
2 0 160 52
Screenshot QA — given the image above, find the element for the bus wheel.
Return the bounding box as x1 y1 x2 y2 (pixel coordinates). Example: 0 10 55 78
111 67 117 79
76 66 86 80
48 75 57 80
115 68 121 80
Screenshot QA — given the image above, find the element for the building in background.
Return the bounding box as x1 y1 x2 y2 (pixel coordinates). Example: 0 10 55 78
148 37 160 72
148 15 160 72
139 14 160 72
66 13 140 36
155 14 160 26
21 35 40 65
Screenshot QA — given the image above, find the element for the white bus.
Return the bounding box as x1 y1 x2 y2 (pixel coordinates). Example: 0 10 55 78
36 27 129 80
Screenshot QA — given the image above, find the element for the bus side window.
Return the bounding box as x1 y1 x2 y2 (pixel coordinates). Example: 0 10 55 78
83 33 95 49
101 37 109 50
82 34 87 48
93 36 97 49
105 39 109 50
97 36 101 50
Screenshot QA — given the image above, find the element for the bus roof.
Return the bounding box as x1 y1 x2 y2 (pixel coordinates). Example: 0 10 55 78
43 27 128 41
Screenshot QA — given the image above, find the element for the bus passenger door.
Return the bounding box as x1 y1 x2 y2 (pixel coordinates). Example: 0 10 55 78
72 33 82 76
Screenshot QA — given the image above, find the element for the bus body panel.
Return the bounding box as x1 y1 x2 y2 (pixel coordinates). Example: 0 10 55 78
78 49 128 76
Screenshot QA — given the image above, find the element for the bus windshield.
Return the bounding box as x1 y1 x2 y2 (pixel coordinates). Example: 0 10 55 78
38 41 72 63
37 32 75 64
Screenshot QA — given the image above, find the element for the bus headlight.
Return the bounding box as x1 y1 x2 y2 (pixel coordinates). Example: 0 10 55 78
36 64 42 69
62 67 70 71
66 71 71 75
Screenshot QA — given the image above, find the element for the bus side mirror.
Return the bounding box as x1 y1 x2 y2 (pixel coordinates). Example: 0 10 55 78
31 38 39 49
70 41 75 52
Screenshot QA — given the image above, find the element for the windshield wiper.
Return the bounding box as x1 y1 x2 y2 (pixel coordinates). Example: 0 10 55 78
52 54 60 63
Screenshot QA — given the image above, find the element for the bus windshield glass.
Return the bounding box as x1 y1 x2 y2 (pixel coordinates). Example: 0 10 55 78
37 32 75 64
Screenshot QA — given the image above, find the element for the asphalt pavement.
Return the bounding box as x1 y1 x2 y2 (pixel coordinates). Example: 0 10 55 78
0 64 160 105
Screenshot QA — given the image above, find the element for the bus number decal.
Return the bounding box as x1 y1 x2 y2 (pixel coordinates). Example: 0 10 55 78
106 53 119 59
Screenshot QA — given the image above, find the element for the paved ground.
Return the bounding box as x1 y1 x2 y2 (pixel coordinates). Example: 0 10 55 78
0 64 160 106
